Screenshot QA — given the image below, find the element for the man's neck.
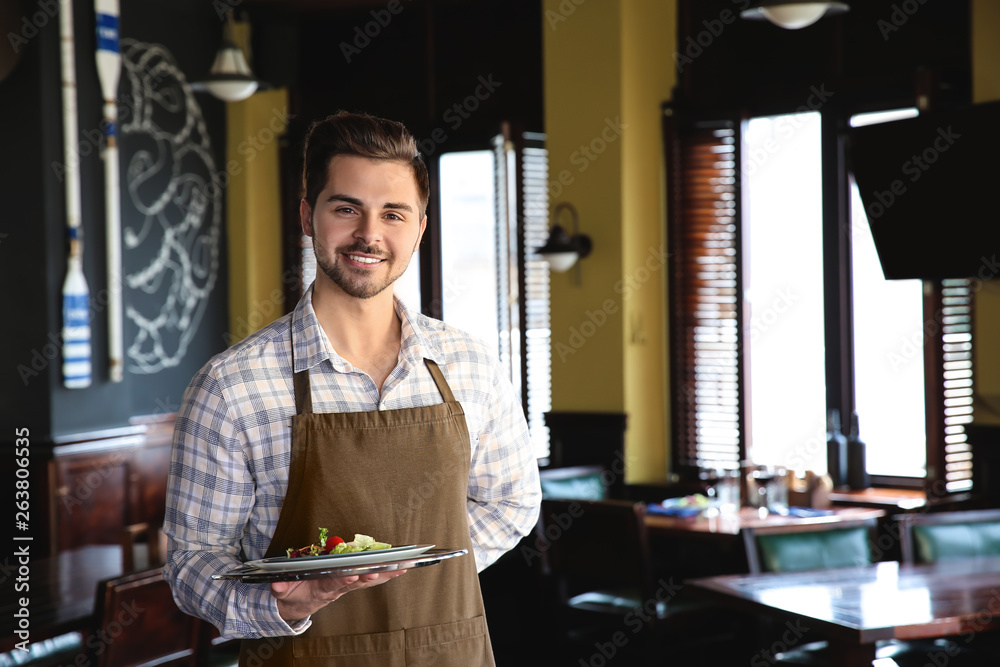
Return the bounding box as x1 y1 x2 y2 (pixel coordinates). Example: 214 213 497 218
311 277 402 390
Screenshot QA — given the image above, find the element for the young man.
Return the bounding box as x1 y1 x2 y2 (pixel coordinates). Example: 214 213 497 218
163 111 541 666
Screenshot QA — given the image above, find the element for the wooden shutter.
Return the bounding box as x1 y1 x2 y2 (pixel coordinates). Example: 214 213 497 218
926 278 975 495
666 112 745 474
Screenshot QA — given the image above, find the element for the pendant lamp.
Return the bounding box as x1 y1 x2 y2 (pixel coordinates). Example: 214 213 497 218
740 1 849 30
194 11 259 102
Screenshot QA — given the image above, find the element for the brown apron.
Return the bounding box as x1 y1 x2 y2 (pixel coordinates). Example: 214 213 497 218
239 358 495 667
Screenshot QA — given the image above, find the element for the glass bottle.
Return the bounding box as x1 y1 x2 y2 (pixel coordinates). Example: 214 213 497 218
826 409 848 489
846 411 870 490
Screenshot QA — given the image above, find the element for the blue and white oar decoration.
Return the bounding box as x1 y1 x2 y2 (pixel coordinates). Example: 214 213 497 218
60 0 92 389
95 0 123 382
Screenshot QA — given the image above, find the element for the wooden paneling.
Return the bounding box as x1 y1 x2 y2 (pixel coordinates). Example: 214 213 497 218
44 417 176 555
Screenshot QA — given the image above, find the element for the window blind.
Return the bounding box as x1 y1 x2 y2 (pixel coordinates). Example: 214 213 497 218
494 128 552 460
520 134 552 461
666 117 744 472
927 278 975 494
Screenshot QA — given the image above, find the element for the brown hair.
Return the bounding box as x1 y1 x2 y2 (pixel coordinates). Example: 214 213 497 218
302 111 429 217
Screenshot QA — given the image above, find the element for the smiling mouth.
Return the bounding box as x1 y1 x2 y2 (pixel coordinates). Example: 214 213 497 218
345 254 385 265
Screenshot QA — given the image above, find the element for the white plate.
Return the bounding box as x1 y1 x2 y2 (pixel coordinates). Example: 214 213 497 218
246 545 435 571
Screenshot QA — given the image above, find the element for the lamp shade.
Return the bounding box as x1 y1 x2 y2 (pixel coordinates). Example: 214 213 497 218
536 224 580 272
741 1 848 29
203 42 258 102
192 13 261 102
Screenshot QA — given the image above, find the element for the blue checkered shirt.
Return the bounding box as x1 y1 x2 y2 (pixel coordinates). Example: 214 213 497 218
163 287 541 638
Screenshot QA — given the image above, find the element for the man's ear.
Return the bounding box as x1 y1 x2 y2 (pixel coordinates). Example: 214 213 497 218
415 214 427 249
299 199 313 236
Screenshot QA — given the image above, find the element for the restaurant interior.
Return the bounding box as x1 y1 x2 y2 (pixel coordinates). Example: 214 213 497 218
3 0 1000 665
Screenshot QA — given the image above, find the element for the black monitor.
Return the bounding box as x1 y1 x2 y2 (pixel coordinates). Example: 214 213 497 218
846 100 1000 281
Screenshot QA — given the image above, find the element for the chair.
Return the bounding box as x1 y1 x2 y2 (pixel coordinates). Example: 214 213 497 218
897 508 1000 565
742 517 877 575
538 464 609 500
536 499 726 662
743 517 881 665
121 522 167 572
894 509 1000 666
90 568 203 667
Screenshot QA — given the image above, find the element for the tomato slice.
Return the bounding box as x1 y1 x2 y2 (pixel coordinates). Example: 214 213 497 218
324 535 345 553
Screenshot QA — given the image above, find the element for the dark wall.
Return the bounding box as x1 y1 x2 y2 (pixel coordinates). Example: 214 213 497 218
675 0 970 115
248 0 543 162
1 0 229 441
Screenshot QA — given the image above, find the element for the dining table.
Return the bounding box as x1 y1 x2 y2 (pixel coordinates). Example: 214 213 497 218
0 544 124 653
687 555 1000 666
644 504 886 538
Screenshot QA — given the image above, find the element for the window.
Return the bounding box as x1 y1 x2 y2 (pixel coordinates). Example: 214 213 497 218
667 107 975 493
438 150 500 358
438 131 552 461
744 112 826 471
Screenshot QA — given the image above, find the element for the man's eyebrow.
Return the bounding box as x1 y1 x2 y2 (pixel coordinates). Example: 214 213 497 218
326 195 413 213
383 202 414 213
326 194 364 206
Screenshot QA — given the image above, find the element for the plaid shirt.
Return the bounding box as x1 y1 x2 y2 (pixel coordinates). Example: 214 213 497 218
163 286 541 638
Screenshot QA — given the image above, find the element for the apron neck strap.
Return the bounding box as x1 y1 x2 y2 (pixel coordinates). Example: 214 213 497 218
423 359 456 403
293 369 313 414
294 360 454 414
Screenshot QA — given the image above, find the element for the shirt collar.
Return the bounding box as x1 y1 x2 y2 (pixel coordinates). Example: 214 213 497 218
291 284 330 373
395 295 438 367
291 284 440 373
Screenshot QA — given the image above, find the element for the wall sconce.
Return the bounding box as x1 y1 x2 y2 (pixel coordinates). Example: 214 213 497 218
740 1 848 30
537 202 592 277
193 11 259 102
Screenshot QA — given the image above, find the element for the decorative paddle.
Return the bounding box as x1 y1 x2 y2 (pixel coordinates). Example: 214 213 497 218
60 0 92 388
95 0 123 382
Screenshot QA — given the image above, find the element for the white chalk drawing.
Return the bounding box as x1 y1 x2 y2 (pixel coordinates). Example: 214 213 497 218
119 39 221 374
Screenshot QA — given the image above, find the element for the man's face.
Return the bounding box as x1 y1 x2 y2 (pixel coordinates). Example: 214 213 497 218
301 155 426 300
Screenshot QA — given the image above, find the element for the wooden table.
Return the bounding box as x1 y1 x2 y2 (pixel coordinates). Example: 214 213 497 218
644 505 886 538
0 544 123 653
687 556 1000 666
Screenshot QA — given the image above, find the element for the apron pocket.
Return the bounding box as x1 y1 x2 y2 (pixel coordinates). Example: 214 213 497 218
404 615 493 667
292 629 405 666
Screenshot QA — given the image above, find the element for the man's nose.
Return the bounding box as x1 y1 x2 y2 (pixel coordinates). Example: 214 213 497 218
353 213 383 245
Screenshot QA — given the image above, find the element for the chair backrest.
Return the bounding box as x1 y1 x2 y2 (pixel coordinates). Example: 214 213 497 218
539 465 608 500
537 498 654 604
121 522 167 572
91 568 203 667
742 517 878 574
897 508 1000 564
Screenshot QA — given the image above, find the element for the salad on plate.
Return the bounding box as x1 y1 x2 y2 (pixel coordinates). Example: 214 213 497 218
286 528 392 559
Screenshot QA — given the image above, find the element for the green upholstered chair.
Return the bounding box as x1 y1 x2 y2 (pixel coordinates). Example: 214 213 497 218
538 465 608 500
743 516 993 667
893 509 1000 665
742 517 901 666
744 522 874 574
897 508 1000 565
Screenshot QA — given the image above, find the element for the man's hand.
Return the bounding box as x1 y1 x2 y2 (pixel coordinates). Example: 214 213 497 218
271 570 407 622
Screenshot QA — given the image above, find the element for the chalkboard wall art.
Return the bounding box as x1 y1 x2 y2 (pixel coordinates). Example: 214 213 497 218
119 38 222 375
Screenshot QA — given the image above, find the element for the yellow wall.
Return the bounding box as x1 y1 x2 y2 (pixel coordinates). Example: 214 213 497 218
226 87 289 343
621 0 675 482
543 0 676 482
972 0 1000 422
